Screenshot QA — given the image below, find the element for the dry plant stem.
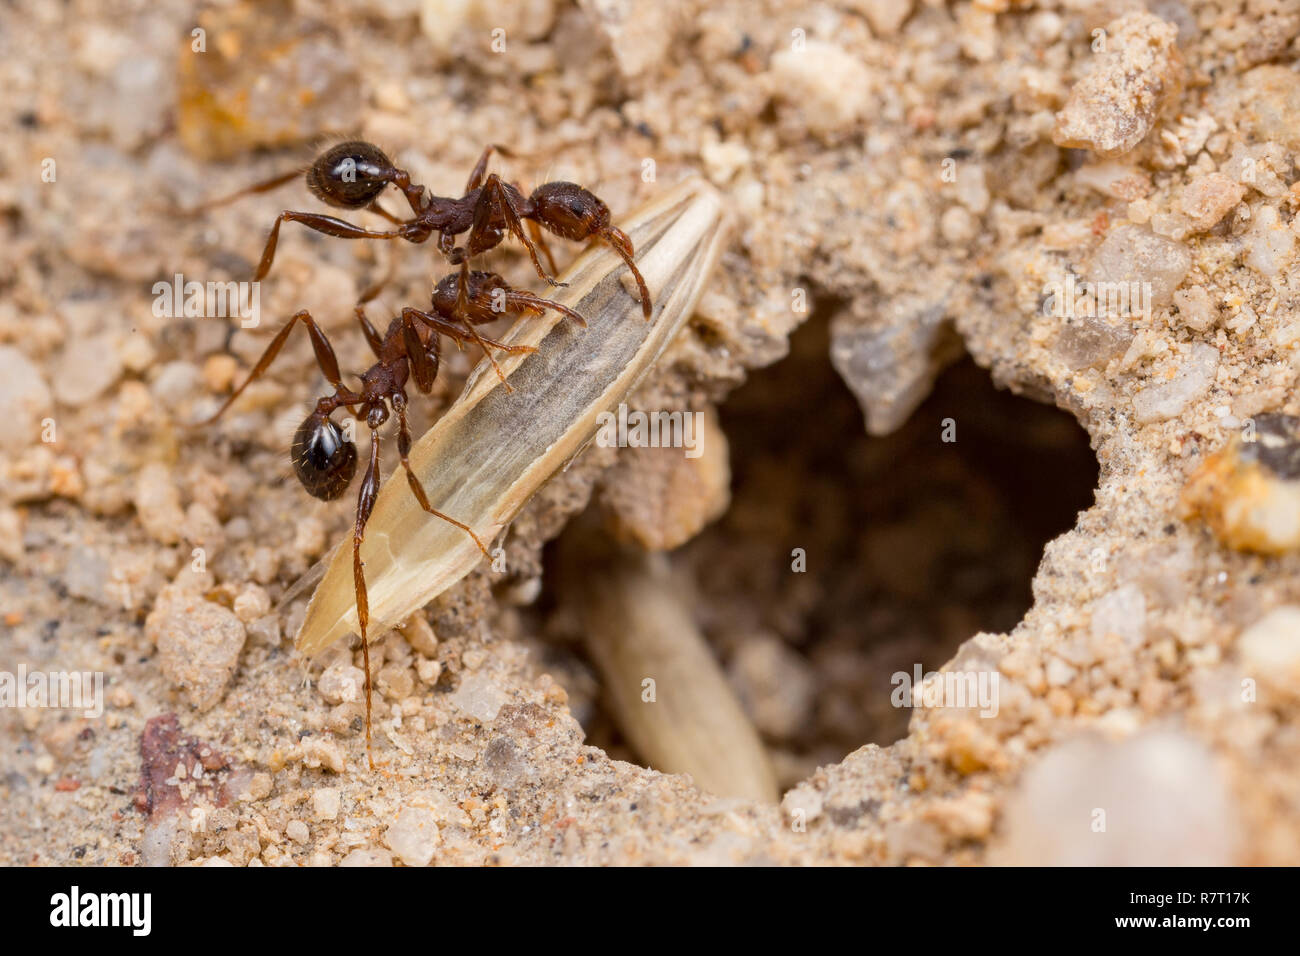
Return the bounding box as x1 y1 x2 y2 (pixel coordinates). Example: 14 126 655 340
296 177 731 656
562 540 779 804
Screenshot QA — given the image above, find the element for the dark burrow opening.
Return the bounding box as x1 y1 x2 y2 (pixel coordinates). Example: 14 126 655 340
536 311 1099 790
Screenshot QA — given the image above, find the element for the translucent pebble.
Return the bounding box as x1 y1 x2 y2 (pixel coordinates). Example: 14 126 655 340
1132 343 1218 423
1091 225 1191 308
1055 317 1133 370
0 346 52 445
992 731 1239 865
386 807 441 867
1090 583 1148 648
449 672 508 723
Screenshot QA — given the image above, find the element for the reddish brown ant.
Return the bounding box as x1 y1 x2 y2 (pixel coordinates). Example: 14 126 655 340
210 140 652 321
192 270 583 769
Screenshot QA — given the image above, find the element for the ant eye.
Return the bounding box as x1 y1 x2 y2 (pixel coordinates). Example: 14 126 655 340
531 182 609 240
292 415 357 501
306 141 393 208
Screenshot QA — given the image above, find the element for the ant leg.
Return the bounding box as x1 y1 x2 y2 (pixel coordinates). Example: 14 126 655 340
479 175 564 288
601 223 652 321
526 219 561 277
402 307 534 388
356 241 400 307
365 199 404 225
464 146 496 193
184 167 304 216
400 309 439 393
254 211 424 282
352 429 383 771
392 393 492 560
355 305 385 358
458 318 514 389
190 309 345 426
402 307 535 355
504 288 588 328
465 144 527 192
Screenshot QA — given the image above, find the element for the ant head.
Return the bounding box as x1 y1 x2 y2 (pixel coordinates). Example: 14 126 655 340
306 141 393 209
291 413 357 500
431 272 459 309
431 271 498 311
530 182 610 241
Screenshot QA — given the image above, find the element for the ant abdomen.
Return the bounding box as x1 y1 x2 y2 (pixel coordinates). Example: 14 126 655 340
292 414 357 500
306 141 394 209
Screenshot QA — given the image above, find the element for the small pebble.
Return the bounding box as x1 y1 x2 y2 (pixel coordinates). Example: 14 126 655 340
770 41 873 141
1090 584 1148 648
150 360 202 406
233 584 271 623
1171 286 1217 333
133 463 185 546
202 354 238 394
991 731 1238 865
1051 12 1181 157
145 589 247 711
242 772 273 802
399 614 439 657
54 333 123 407
301 737 346 773
0 508 26 564
1091 225 1190 309
727 635 816 739
1177 173 1245 233
1237 607 1300 695
386 807 441 866
318 662 365 705
449 673 508 723
117 334 156 375
416 658 443 685
1132 343 1218 424
313 787 341 821
377 664 415 701
0 346 52 445
246 614 282 645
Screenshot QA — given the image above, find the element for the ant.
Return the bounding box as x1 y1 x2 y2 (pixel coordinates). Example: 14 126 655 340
192 270 583 769
206 140 652 322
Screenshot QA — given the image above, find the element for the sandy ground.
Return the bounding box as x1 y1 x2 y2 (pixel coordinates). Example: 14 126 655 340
2 0 1300 865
